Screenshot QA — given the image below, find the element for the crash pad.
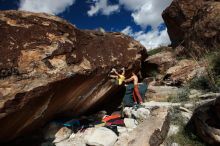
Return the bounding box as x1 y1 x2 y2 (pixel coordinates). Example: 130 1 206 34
123 83 147 107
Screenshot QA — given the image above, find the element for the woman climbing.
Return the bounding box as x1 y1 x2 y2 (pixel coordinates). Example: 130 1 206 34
109 67 125 85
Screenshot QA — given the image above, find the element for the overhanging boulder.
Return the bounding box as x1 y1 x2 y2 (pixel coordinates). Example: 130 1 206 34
0 10 147 141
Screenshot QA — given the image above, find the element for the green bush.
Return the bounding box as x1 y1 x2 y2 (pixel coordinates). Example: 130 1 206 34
212 56 220 75
148 46 167 56
211 53 220 87
165 107 205 146
166 126 205 146
148 70 158 77
189 76 218 92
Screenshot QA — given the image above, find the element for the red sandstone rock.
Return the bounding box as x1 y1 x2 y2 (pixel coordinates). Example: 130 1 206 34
162 0 220 56
163 59 206 85
0 10 147 141
144 50 177 74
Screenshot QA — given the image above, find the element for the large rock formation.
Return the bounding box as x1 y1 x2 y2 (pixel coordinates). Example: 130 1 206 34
0 10 147 142
163 59 206 85
144 50 177 75
190 97 220 145
162 0 220 56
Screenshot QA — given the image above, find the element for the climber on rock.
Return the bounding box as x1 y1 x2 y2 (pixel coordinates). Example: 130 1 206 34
109 67 125 85
124 72 143 105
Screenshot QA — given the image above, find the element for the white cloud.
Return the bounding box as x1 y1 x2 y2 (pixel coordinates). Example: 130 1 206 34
87 0 120 16
19 0 75 15
121 26 171 50
120 0 172 28
121 26 133 36
120 0 172 49
119 0 146 11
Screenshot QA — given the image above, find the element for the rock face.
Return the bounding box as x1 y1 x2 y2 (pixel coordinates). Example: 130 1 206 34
115 107 170 146
190 97 220 145
53 127 72 143
163 59 205 85
144 50 177 74
162 0 220 56
0 10 147 141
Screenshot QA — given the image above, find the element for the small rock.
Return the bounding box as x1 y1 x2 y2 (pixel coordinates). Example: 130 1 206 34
168 125 179 137
56 129 89 146
84 127 118 146
117 126 127 134
124 107 150 120
136 108 150 120
124 118 138 129
53 127 72 143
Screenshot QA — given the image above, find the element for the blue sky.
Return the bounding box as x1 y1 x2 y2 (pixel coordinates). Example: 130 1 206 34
0 0 172 50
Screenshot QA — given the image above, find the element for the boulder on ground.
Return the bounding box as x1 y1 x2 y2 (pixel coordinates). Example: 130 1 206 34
115 107 170 146
0 10 147 141
124 118 138 129
163 59 206 85
144 50 177 74
84 127 118 146
55 129 90 146
190 96 220 145
53 127 72 143
123 107 150 120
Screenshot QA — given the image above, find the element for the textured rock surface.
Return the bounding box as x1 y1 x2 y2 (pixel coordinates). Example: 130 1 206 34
162 0 220 56
163 59 205 85
53 127 72 143
84 127 118 146
55 129 89 146
144 50 177 74
190 96 220 145
0 10 147 141
115 107 170 146
123 107 150 120
124 118 138 129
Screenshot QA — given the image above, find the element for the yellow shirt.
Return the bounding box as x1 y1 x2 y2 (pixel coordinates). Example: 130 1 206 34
118 75 125 85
